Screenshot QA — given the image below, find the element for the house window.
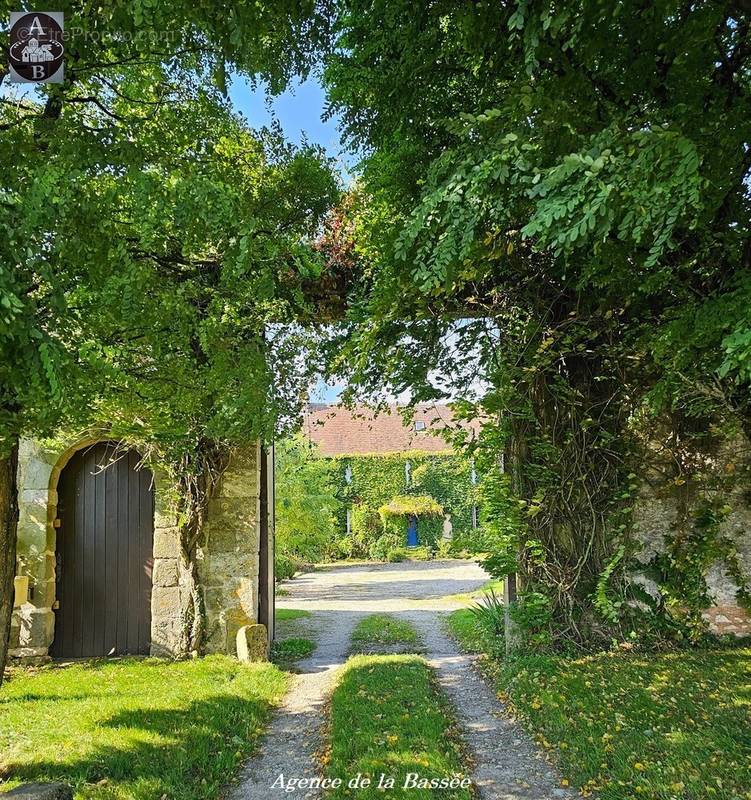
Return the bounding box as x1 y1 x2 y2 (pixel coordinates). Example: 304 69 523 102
344 464 353 484
404 460 411 486
414 420 426 432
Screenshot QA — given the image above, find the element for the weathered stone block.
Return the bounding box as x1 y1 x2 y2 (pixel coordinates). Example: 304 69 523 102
20 457 54 491
202 553 257 584
151 618 181 657
17 521 47 554
236 624 268 662
228 447 258 471
203 524 241 553
703 604 751 636
152 586 180 618
219 467 259 499
16 606 54 649
6 783 73 799
206 498 257 530
9 614 21 649
19 489 50 525
153 527 179 559
8 646 49 659
152 558 179 587
153 493 177 528
33 577 56 608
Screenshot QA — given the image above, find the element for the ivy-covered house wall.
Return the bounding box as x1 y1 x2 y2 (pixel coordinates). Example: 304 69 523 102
629 426 751 638
329 451 478 557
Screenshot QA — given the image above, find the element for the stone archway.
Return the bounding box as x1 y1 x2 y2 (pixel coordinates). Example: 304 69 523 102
10 436 272 661
9 435 183 660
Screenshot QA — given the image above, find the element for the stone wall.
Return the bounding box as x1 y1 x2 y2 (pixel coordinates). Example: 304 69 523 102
198 446 261 654
631 432 751 637
10 439 59 659
11 436 265 661
148 469 183 658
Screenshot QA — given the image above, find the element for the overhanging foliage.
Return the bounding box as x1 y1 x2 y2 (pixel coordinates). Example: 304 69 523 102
378 495 443 519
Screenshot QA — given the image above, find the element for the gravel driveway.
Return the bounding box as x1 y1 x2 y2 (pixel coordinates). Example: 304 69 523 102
277 558 490 611
229 560 574 800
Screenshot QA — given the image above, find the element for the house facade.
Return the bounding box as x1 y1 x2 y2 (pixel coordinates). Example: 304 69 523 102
10 434 274 662
304 404 479 549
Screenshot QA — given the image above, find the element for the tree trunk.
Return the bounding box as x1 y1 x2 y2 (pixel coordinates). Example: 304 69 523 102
0 436 20 687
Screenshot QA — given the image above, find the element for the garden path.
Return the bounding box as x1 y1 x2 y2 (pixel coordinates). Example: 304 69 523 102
228 560 574 800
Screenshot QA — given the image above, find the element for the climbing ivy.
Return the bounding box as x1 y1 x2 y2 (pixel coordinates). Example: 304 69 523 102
331 451 476 539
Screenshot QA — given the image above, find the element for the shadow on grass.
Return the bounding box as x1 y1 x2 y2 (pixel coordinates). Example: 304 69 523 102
4 692 275 800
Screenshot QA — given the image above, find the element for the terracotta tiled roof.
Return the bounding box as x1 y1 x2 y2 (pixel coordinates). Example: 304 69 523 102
303 404 478 456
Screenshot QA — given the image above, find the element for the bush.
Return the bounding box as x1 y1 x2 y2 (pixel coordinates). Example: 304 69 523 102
509 591 553 650
276 553 300 582
327 536 355 560
386 547 408 562
369 533 403 561
276 434 340 572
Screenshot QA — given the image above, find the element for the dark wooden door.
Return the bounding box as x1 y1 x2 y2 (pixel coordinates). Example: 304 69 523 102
51 443 154 658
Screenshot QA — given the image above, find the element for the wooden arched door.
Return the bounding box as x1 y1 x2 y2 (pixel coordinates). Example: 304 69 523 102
51 443 154 658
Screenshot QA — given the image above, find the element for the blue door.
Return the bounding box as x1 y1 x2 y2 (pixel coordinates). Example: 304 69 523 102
407 516 418 547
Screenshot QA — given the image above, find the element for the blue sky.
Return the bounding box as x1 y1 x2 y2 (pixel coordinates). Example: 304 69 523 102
229 75 355 182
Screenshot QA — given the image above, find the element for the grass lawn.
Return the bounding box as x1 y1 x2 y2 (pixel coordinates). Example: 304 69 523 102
447 610 751 800
275 608 311 621
324 654 472 799
350 614 420 648
271 637 316 667
445 577 504 604
445 608 504 658
0 656 288 799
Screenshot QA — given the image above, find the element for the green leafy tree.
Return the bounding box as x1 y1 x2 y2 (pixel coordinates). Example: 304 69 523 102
0 1 339 679
314 1 751 640
275 434 340 577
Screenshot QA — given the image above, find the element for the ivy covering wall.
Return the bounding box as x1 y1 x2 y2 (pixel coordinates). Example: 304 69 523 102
326 451 478 559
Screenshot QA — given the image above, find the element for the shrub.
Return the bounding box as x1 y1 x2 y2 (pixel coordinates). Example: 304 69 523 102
369 533 403 561
328 536 355 560
510 591 553 650
276 434 340 574
386 547 408 562
276 553 300 582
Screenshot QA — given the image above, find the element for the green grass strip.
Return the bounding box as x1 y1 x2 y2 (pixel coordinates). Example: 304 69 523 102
275 608 310 621
0 655 287 799
271 637 316 666
350 614 420 647
446 608 505 659
325 654 472 799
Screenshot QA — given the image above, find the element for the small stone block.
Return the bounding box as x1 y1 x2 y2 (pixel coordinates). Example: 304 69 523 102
6 783 73 800
236 623 268 663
